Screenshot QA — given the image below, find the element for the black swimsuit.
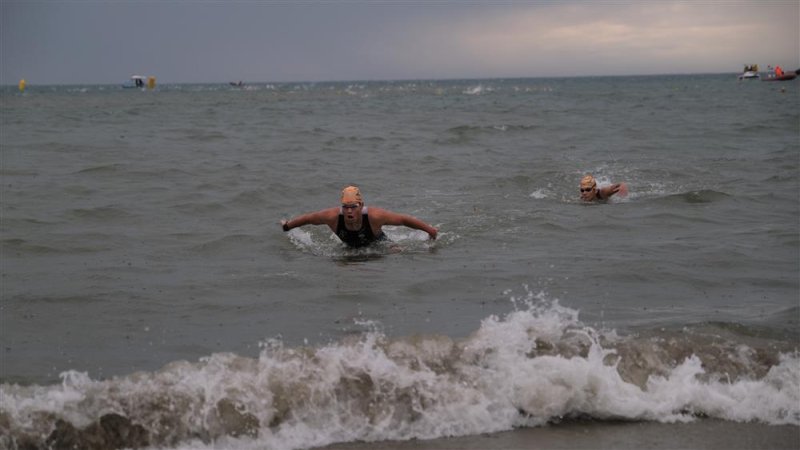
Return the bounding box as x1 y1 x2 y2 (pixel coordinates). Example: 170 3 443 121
335 207 387 248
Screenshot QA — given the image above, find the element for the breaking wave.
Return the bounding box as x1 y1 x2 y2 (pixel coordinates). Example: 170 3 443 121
1 292 797 450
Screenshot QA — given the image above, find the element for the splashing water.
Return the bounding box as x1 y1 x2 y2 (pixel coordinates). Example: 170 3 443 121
2 291 797 449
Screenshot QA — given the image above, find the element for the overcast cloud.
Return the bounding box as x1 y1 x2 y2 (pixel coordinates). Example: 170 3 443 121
2 1 798 85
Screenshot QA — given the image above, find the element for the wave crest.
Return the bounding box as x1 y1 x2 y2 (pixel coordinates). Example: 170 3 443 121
2 294 797 450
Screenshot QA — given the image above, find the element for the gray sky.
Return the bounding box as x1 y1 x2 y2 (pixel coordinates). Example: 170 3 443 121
2 1 798 85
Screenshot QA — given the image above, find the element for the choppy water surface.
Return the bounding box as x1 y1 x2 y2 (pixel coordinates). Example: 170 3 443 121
1 75 798 449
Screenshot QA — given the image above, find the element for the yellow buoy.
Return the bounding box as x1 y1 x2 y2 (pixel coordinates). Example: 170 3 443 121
18 79 26 93
147 76 156 90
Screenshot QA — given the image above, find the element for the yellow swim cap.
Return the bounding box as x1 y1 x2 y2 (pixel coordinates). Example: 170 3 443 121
580 175 596 189
341 186 363 204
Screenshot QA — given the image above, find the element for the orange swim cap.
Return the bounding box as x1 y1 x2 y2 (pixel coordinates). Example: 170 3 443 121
580 175 596 189
341 186 363 204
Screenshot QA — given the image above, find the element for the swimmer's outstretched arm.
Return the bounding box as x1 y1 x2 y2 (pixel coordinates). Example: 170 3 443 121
281 208 338 232
370 207 438 240
599 183 622 199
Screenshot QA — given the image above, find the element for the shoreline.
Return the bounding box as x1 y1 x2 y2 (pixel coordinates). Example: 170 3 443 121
318 419 800 450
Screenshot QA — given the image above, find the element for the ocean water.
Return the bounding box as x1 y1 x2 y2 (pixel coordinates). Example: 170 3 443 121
1 75 798 449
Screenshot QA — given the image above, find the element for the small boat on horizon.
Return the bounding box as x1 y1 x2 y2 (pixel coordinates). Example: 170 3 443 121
122 75 156 89
762 68 799 82
762 73 797 81
738 64 760 80
122 75 146 89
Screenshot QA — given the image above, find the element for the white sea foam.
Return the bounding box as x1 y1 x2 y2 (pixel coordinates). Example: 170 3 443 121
2 293 797 450
529 188 549 199
463 85 487 95
286 226 438 257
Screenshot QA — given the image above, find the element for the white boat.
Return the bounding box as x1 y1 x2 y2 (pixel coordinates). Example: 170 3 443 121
738 64 760 80
738 71 760 80
122 75 146 88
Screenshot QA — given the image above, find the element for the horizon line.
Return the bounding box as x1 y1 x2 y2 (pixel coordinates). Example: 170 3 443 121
1 71 751 87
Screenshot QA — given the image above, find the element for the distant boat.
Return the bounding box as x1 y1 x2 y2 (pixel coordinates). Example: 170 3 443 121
122 75 156 89
762 73 797 82
229 81 244 87
738 71 760 80
738 64 760 80
122 75 146 89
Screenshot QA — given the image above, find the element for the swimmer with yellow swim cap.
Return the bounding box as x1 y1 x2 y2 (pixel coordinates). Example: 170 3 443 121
580 174 627 202
281 185 437 248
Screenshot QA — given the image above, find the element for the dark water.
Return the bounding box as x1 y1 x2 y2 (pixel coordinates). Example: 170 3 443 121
1 75 798 449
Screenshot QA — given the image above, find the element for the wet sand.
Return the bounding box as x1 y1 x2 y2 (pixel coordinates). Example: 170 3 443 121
319 419 800 450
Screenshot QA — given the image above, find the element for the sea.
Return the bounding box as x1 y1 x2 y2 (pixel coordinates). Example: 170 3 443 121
1 74 798 450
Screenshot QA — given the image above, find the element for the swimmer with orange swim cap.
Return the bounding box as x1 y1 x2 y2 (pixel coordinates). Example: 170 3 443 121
281 185 437 248
580 174 627 202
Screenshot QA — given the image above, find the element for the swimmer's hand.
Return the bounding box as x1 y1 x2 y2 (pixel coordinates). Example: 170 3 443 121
607 183 628 198
281 219 290 232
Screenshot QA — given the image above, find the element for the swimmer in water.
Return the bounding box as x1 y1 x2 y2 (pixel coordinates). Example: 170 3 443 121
580 174 627 202
281 185 438 248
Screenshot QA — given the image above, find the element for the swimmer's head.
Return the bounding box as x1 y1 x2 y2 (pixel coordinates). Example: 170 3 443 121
580 175 597 200
341 185 363 206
